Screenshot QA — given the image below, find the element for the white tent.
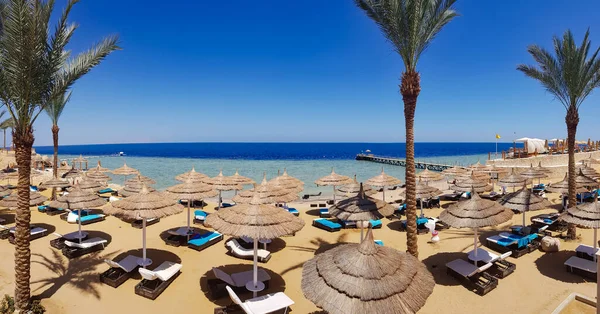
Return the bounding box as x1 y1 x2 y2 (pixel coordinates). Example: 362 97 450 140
516 137 547 154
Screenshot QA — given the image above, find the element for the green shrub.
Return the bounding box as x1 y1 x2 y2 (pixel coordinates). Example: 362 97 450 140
0 295 44 314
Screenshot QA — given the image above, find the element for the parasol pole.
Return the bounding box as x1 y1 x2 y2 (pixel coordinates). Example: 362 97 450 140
332 185 336 204
594 228 597 263
187 198 192 233
142 218 147 268
218 190 222 209
523 211 526 228
78 210 82 244
253 238 258 297
382 185 385 202
473 227 478 259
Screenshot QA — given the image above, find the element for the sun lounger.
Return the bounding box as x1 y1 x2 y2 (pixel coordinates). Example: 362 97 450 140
340 220 357 229
45 206 65 216
100 255 140 288
30 185 38 192
576 244 599 261
446 259 498 295
98 188 116 195
530 213 567 232
50 232 88 249
225 239 271 263
319 208 330 218
400 217 431 234
286 208 299 216
164 227 195 247
187 231 223 251
564 256 597 280
208 267 271 298
222 202 235 208
312 218 341 232
135 261 182 300
486 233 540 258
374 240 384 246
131 217 160 229
63 210 106 225
226 286 294 314
193 210 208 224
37 205 47 212
369 219 382 229
467 248 515 278
62 237 107 259
4 225 48 243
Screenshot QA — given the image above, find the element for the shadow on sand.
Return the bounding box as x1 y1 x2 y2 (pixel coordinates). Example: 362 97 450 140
535 250 588 283
421 252 468 286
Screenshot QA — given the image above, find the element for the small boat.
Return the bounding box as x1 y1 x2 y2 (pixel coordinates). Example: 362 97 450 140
119 152 125 156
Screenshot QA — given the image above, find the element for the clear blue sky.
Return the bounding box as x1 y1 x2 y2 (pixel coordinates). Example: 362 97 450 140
29 0 600 146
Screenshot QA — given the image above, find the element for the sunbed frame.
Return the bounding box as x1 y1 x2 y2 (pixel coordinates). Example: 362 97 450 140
131 218 160 229
187 233 223 251
134 271 181 300
312 219 341 232
446 265 498 296
62 242 106 259
100 266 138 288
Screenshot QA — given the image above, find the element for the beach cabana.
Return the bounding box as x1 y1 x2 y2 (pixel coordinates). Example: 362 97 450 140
301 228 434 314
205 191 304 297
205 170 243 209
330 184 395 241
175 167 209 183
336 175 376 198
499 183 552 228
165 177 217 233
72 155 88 170
365 168 402 202
315 168 353 204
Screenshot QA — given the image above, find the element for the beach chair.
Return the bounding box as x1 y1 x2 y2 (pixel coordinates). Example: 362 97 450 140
208 267 271 298
131 217 160 229
467 248 516 278
225 239 271 263
531 213 568 232
100 255 140 288
286 208 299 216
98 187 116 194
340 220 357 229
164 227 195 247
2 225 47 243
485 232 539 258
45 206 65 216
50 232 88 250
575 244 599 261
30 185 38 192
318 203 326 207
63 210 106 225
319 208 330 218
37 205 47 213
312 218 341 232
374 240 384 246
369 219 382 229
187 231 223 251
62 237 107 259
446 259 498 296
225 286 294 314
135 261 182 300
400 217 431 234
564 256 597 280
193 210 208 224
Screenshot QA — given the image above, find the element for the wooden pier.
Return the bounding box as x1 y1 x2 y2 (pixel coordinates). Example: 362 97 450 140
355 154 452 171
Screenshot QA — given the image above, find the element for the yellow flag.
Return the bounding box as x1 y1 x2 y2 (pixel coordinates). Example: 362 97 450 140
495 134 501 139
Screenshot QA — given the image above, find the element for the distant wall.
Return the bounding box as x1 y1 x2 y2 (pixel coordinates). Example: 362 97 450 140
488 151 600 176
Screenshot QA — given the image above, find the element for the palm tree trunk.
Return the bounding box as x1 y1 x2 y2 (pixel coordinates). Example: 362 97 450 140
13 129 34 311
51 124 59 200
3 129 5 151
566 106 579 240
401 70 421 258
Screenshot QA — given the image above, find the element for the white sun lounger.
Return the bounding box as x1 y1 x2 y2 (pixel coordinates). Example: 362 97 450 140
9 227 46 237
576 244 599 257
213 267 271 288
226 286 294 314
486 235 518 246
136 261 182 300
100 255 142 288
139 261 182 282
564 256 597 279
64 237 107 249
226 239 271 263
447 259 493 278
105 255 139 273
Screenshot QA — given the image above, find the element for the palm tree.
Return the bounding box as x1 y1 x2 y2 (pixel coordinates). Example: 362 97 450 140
356 0 458 257
0 116 14 151
518 30 600 240
45 91 71 200
0 0 119 310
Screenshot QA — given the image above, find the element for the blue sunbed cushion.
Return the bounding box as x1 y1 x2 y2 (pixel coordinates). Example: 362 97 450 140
493 236 515 247
98 188 114 194
30 186 38 192
319 208 329 214
194 210 207 218
80 214 103 222
287 208 299 214
503 233 537 248
417 217 429 225
374 240 384 246
38 205 48 212
369 220 382 228
188 231 220 246
222 203 234 208
315 219 341 229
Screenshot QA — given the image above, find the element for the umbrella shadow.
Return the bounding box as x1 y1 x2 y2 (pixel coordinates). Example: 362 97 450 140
31 248 119 300
0 212 15 224
386 221 405 232
282 234 350 276
199 264 286 306
34 223 57 236
305 209 322 217
80 230 113 246
534 250 588 283
112 248 181 280
421 252 468 286
158 226 207 243
268 238 287 253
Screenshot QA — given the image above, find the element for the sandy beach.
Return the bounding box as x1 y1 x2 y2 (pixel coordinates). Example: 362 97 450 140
0 166 598 314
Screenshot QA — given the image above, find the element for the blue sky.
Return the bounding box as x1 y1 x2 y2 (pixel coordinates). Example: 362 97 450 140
27 0 600 146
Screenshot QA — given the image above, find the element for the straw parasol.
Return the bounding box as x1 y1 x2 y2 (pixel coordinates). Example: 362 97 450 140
0 192 47 208
301 228 434 314
442 165 468 176
205 170 243 209
546 173 588 209
57 162 72 173
120 182 156 197
91 161 111 173
228 170 255 186
165 177 218 232
402 179 442 217
40 177 71 189
315 168 353 203
519 164 548 189
103 185 184 267
125 175 156 186
205 191 305 296
232 174 298 205
481 165 509 192
576 164 600 179
454 170 489 181
336 175 376 198
450 173 492 193
175 167 209 183
579 154 600 166
268 175 303 195
498 168 529 192
62 166 82 180
68 177 107 194
365 168 402 202
499 183 552 227
330 184 395 240
535 162 552 174
417 168 443 184
85 169 112 183
279 168 304 186
439 191 513 261
112 163 139 176
468 161 488 172
0 186 11 198
560 202 600 262
49 186 107 243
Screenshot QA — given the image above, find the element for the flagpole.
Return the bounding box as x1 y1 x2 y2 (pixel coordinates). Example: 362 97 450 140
495 137 498 159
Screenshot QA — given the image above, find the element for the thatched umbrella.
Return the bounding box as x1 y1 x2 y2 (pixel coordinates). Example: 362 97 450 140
205 191 305 296
205 170 243 209
40 177 71 190
576 164 600 179
330 184 395 240
68 177 107 194
417 168 443 184
232 174 298 205
576 169 599 187
0 186 11 198
535 162 552 174
468 161 488 172
120 182 156 197
560 202 600 262
579 154 600 166
62 165 82 180
402 179 443 217
450 173 492 194
481 165 509 192
498 168 529 192
301 228 434 314
439 191 513 261
125 175 156 186
0 192 47 208
278 168 304 186
175 167 209 183
49 187 107 243
454 170 489 181
336 176 376 198
268 175 303 195
165 177 218 232
112 163 139 176
442 165 468 176
228 170 255 192
315 168 353 204
85 169 112 183
90 161 111 173
103 185 184 267
546 173 588 210
365 168 402 202
520 164 548 189
499 183 552 227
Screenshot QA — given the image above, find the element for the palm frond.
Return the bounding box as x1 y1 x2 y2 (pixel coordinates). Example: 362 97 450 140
44 89 70 124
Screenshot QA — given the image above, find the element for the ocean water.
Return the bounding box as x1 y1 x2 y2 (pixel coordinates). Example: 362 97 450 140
33 142 518 197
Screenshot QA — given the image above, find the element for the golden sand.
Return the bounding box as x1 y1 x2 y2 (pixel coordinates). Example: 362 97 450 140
0 174 597 314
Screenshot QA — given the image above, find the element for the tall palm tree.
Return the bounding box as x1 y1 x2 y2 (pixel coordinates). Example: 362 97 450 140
356 0 458 257
0 116 14 151
0 0 119 310
45 90 71 200
518 30 600 240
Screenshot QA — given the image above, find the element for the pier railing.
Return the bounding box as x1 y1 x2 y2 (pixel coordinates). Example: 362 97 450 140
355 154 453 171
